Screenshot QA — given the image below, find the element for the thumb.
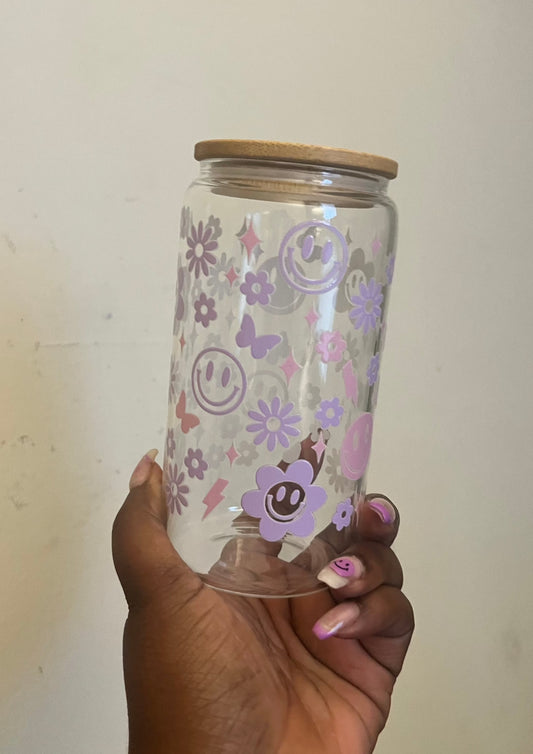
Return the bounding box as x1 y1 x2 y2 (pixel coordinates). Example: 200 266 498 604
112 450 202 609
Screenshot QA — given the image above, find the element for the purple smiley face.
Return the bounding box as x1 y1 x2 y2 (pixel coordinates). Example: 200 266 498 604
279 221 349 295
192 348 247 416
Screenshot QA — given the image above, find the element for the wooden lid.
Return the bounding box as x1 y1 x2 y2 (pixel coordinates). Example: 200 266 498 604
194 139 398 179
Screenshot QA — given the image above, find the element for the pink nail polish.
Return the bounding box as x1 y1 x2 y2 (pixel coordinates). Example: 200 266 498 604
368 497 396 525
312 602 360 640
313 620 344 640
129 449 158 489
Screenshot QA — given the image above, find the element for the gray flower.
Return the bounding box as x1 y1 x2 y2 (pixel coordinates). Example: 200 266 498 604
205 443 226 469
281 442 301 464
204 332 223 349
206 252 236 301
206 214 222 241
325 448 352 494
221 412 242 439
303 382 321 410
235 440 259 467
335 331 360 373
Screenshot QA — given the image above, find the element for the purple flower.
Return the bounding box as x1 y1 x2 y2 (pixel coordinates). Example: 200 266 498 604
316 330 347 363
184 448 208 480
247 397 301 451
166 428 176 459
173 266 188 334
315 398 344 429
386 255 396 285
332 498 355 531
186 220 217 278
165 463 189 515
168 356 179 404
194 292 217 328
241 460 327 541
367 353 380 386
240 270 275 306
349 278 383 334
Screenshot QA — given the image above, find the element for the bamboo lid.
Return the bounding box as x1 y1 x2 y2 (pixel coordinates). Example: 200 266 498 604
194 139 398 180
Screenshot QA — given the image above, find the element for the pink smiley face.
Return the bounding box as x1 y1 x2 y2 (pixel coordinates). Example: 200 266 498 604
330 558 356 578
340 412 373 481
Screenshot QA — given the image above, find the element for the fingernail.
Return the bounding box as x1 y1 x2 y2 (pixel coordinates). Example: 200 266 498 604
312 602 360 640
317 556 365 589
129 449 158 489
368 496 396 525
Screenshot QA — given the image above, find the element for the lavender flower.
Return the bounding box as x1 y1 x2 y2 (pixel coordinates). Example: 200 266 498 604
349 278 383 334
247 397 301 451
241 460 327 541
315 398 344 429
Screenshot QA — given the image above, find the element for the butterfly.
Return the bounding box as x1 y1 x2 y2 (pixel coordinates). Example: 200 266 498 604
175 390 200 433
235 314 282 359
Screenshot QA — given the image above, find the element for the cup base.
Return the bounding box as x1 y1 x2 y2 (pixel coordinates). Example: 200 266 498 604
197 533 328 598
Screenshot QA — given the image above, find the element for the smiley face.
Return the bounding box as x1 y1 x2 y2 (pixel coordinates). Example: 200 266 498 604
191 348 247 416
330 557 357 578
265 481 306 523
279 221 348 295
340 412 373 481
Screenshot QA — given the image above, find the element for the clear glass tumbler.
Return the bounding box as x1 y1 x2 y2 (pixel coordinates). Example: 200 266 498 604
164 140 398 597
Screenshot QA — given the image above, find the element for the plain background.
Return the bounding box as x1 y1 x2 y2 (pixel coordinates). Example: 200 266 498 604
1 1 533 752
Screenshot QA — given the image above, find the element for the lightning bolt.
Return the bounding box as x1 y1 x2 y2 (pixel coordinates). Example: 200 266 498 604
202 478 229 520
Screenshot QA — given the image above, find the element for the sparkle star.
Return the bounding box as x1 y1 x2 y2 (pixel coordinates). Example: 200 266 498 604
311 431 327 463
371 236 382 256
238 219 261 262
305 307 319 328
225 443 240 466
225 265 239 286
280 350 302 384
179 334 186 351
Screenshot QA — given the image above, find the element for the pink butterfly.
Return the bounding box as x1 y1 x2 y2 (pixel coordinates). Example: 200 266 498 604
175 390 200 433
236 314 282 359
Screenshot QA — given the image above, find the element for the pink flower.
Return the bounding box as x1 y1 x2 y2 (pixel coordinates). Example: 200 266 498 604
316 330 347 363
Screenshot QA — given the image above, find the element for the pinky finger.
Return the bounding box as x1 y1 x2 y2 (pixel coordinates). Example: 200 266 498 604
313 586 414 675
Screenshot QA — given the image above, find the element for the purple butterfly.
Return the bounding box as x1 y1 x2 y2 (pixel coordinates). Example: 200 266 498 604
236 314 282 359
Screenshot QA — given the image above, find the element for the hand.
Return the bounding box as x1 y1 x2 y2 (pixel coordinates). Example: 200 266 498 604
113 451 414 754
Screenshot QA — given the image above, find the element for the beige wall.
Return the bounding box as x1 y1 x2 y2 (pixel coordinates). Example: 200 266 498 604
1 1 532 751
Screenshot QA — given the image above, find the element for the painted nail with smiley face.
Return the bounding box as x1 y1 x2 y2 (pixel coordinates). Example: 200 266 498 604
317 556 365 589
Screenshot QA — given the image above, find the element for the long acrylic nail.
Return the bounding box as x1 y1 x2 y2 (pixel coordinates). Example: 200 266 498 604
317 556 365 589
368 496 396 525
312 602 360 640
129 449 159 489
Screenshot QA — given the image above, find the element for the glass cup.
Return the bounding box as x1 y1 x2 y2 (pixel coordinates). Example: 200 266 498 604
164 140 398 597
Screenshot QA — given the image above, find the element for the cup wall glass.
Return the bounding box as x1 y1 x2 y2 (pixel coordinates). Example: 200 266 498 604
164 146 398 597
